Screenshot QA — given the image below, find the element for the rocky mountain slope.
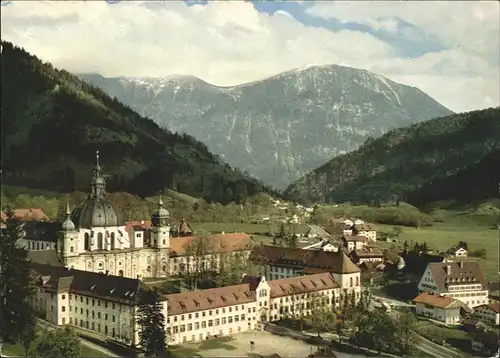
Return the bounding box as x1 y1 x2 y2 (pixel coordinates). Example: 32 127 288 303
0 41 277 203
80 65 452 189
284 107 500 207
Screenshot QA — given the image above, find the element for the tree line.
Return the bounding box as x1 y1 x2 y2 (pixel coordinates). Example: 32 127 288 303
285 107 500 208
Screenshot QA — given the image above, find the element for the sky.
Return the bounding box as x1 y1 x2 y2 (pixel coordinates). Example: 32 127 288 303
1 0 499 112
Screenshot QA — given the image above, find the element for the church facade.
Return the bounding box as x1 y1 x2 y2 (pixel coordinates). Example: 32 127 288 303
54 151 252 279
56 151 177 279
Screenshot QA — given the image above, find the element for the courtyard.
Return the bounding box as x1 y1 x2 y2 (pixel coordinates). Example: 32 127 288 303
169 330 371 358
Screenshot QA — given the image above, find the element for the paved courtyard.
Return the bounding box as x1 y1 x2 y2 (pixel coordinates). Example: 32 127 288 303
170 330 370 358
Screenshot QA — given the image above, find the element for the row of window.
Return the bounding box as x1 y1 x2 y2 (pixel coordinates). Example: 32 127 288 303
168 314 250 334
448 292 486 298
69 318 130 340
449 285 482 291
168 305 255 323
173 325 247 343
28 241 53 250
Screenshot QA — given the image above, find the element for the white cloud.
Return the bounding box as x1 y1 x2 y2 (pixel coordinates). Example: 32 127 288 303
1 0 498 112
306 1 500 111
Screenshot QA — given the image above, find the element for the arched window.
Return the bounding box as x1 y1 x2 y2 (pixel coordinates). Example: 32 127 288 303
110 232 115 250
97 233 103 250
355 276 359 286
84 233 90 251
349 277 353 287
70 246 74 253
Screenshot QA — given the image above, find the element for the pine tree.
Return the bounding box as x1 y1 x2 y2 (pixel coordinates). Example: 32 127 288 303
137 288 168 358
0 206 36 356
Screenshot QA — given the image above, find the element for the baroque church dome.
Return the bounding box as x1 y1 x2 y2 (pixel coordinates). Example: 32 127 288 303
70 151 125 229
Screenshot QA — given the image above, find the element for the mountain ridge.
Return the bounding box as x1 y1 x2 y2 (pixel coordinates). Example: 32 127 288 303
0 41 277 203
284 107 500 206
80 64 453 189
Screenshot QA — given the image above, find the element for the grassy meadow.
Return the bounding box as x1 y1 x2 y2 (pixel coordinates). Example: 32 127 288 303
377 207 499 282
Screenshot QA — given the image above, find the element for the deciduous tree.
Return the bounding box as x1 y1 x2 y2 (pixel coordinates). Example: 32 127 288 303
35 326 81 358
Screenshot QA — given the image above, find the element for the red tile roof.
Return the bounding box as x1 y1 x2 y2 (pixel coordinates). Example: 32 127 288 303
476 303 500 314
169 233 251 256
165 283 256 315
165 272 339 315
428 261 486 291
413 292 462 309
250 245 359 274
1 208 49 222
269 272 339 298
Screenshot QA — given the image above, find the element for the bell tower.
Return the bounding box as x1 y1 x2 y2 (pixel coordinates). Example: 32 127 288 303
151 196 171 277
151 196 170 249
58 198 78 266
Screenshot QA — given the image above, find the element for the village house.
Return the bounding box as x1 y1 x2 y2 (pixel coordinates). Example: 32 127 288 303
295 225 332 242
27 262 352 347
350 223 377 241
349 246 384 265
413 292 469 324
446 247 468 258
472 303 500 325
341 235 368 251
301 239 339 252
417 261 489 308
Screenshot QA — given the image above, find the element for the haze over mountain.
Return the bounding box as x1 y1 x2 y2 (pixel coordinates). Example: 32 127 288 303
80 66 452 189
284 107 500 207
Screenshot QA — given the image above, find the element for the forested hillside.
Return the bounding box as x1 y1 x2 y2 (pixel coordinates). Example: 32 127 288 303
0 41 277 203
285 107 500 206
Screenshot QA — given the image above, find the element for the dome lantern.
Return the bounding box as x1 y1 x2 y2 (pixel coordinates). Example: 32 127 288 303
69 151 125 229
61 197 75 231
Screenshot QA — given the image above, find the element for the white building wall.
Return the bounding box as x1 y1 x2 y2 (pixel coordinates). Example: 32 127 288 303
415 303 460 324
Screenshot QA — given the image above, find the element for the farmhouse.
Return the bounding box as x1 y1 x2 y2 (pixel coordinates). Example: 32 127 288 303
446 247 468 258
341 235 368 251
413 292 469 324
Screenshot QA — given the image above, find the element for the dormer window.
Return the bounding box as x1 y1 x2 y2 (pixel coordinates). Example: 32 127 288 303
89 284 96 291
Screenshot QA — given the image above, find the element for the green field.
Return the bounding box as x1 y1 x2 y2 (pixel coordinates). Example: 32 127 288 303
2 340 108 357
413 319 471 354
377 217 499 282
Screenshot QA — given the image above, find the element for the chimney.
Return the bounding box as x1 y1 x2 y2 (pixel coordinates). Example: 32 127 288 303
459 261 464 269
446 265 451 275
